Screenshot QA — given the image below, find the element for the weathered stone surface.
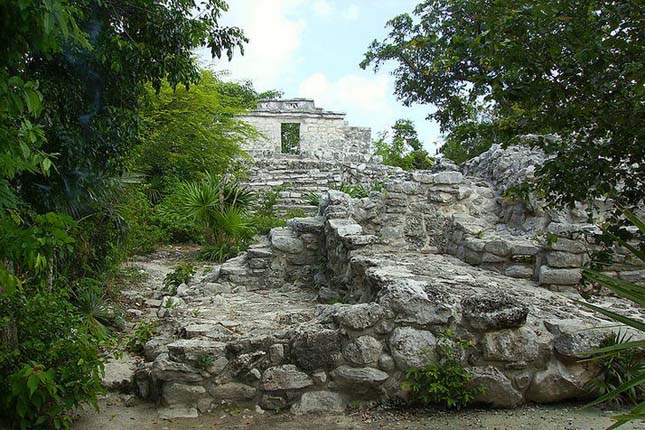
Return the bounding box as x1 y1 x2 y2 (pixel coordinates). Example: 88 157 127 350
461 294 529 331
433 171 463 185
546 251 584 268
484 240 510 257
471 367 523 408
261 365 313 391
157 296 185 318
334 303 386 330
504 265 534 279
291 391 346 415
377 354 395 372
270 228 305 254
151 354 204 383
343 336 382 366
526 361 592 402
201 282 232 295
482 327 539 363
548 237 587 253
330 365 389 386
388 327 437 370
207 382 256 401
291 328 341 371
553 330 611 361
538 266 582 285
162 383 207 406
377 280 452 325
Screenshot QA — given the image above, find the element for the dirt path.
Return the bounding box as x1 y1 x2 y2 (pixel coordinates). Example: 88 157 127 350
73 393 641 430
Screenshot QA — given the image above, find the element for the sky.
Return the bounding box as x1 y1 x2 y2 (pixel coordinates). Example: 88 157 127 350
196 0 442 153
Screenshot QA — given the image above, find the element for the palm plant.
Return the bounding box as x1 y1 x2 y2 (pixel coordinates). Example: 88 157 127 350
177 174 256 262
578 209 645 429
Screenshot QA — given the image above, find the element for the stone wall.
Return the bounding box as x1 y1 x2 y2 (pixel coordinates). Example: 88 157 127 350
133 144 643 416
241 158 405 216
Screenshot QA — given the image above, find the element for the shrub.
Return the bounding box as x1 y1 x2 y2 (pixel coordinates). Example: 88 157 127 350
586 332 645 406
163 263 196 295
402 330 483 409
0 291 104 429
126 321 158 355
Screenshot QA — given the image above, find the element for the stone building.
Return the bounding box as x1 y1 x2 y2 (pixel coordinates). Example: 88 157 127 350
239 98 372 162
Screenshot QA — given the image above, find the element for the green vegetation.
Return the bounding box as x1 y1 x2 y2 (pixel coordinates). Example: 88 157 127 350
0 0 246 427
163 263 196 295
177 174 256 262
402 330 483 409
362 0 643 220
578 211 645 429
374 119 434 171
334 181 384 199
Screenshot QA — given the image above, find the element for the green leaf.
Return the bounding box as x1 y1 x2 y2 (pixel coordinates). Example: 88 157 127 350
575 300 645 332
27 374 40 396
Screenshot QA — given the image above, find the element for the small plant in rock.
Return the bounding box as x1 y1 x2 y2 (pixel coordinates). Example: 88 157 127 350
285 208 307 219
402 330 483 409
126 321 158 354
336 182 370 198
585 332 645 407
163 263 195 294
194 353 215 371
304 191 321 207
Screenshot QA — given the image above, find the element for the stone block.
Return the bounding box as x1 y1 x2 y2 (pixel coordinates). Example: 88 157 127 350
343 336 383 366
261 365 313 391
388 327 436 370
470 367 523 408
461 293 529 331
538 266 582 285
546 251 584 268
482 327 539 363
433 171 463 184
291 391 346 415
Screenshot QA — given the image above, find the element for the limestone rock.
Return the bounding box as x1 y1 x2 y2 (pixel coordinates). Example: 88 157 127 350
291 391 346 415
546 251 584 268
471 367 523 408
553 330 611 361
461 293 529 331
334 303 386 330
161 383 207 406
433 171 463 185
482 327 539 363
270 228 304 254
343 336 382 366
330 365 389 387
377 280 452 325
526 360 592 403
207 382 256 401
538 266 582 285
261 365 313 391
389 327 436 370
291 328 341 371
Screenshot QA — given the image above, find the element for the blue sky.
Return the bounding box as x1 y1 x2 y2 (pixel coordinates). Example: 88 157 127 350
197 0 442 153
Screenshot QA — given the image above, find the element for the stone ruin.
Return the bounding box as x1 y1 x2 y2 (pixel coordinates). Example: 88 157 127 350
239 98 372 162
238 98 397 216
131 140 644 418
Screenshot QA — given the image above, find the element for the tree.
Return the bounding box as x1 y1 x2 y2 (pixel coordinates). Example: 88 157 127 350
136 70 257 186
375 119 434 170
0 1 246 427
361 1 643 213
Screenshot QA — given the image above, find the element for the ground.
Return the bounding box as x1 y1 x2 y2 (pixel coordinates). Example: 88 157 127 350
74 394 641 430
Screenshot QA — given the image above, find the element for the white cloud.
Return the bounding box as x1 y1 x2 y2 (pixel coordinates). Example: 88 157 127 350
312 0 333 17
299 72 441 152
342 4 359 21
298 72 392 116
201 0 306 90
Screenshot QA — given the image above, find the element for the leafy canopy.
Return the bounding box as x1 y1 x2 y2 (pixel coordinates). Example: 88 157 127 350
361 0 643 211
374 119 434 171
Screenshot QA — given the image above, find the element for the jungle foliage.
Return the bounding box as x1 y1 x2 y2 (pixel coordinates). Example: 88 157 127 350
374 119 434 171
0 0 246 427
362 0 643 214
